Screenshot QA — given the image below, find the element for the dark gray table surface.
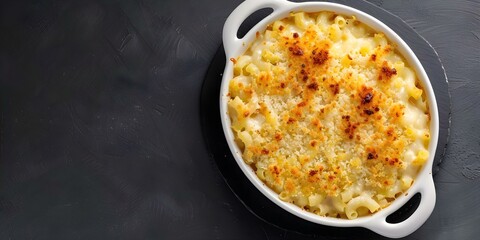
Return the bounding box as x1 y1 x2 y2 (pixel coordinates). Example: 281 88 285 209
1 0 479 239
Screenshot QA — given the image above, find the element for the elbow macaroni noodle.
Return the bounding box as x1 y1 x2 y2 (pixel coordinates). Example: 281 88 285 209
227 12 431 219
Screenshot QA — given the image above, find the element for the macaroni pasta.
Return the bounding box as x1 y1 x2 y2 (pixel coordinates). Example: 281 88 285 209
227 12 430 219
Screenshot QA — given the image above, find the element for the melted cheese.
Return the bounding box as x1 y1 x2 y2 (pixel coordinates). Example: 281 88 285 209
227 12 430 219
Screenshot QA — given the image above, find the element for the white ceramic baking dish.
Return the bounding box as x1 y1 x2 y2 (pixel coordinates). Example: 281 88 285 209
219 0 439 238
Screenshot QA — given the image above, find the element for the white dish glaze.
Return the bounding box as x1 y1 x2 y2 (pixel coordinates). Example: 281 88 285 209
220 0 439 238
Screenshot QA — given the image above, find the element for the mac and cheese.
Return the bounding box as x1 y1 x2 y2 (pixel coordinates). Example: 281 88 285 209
227 12 430 219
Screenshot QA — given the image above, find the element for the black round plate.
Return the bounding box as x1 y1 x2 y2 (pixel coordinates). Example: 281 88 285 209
200 0 450 236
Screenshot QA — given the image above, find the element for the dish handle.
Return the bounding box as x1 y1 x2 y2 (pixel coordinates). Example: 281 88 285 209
365 176 436 238
222 0 290 57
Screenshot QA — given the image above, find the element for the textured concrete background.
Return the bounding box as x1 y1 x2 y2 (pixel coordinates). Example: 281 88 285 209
1 0 479 239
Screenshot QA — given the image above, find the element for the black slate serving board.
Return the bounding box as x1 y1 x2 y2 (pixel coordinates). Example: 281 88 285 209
201 0 450 236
